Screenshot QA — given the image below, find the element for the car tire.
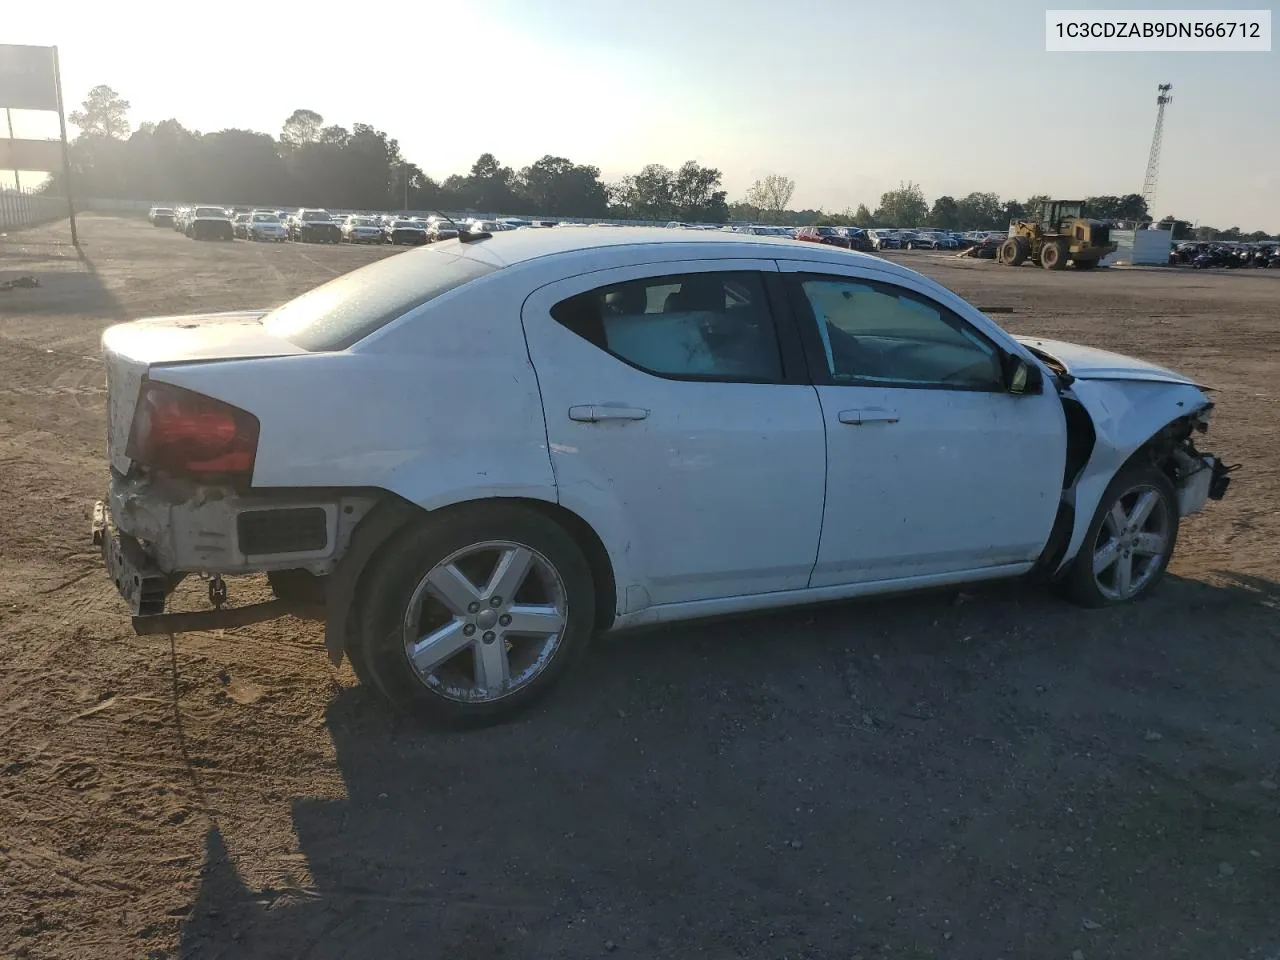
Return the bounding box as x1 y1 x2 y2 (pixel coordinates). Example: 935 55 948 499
356 502 596 726
1062 463 1179 608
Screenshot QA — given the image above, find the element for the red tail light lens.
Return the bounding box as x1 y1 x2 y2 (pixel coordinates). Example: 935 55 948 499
126 380 259 480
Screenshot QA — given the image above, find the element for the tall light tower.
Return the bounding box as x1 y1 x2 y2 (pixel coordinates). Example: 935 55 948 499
1141 83 1173 211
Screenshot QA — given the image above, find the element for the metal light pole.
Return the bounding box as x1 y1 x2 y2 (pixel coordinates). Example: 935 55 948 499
5 107 19 191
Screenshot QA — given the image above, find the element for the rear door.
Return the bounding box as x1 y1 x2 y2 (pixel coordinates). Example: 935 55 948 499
521 260 826 610
776 262 1067 587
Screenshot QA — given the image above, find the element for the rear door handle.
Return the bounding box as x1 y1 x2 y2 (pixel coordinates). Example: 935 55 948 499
569 405 649 422
837 408 899 425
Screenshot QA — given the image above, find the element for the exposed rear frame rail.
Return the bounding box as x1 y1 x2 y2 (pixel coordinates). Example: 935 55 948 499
131 600 324 636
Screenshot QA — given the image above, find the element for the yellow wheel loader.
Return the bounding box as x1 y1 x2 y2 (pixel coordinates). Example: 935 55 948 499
996 200 1118 271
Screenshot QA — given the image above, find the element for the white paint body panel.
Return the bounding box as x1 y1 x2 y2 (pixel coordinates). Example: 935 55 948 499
96 229 1225 630
773 259 1067 585
521 259 826 609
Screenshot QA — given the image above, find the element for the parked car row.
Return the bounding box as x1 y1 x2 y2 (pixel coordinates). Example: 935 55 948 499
148 204 1024 255
1170 241 1279 269
678 221 1008 255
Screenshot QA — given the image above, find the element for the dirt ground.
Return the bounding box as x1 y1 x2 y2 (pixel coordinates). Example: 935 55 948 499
2 216 1278 960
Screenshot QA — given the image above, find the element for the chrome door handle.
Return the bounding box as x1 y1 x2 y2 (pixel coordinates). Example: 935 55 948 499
569 405 649 422
838 408 899 425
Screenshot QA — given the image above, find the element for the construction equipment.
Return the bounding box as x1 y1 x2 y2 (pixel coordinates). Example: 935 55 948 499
996 200 1117 271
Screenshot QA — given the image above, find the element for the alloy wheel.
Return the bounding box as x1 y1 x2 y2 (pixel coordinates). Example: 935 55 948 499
401 540 568 702
1091 483 1171 600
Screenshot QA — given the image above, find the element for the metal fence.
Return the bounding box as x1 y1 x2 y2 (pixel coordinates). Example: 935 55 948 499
0 187 66 230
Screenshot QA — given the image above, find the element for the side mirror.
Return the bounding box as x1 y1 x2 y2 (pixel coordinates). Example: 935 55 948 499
1003 354 1044 395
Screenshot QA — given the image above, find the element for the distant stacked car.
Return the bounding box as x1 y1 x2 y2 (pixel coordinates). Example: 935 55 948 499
904 231 959 250
185 205 235 241
341 215 385 244
246 211 288 242
148 206 176 228
288 209 343 243
384 219 429 245
426 218 459 243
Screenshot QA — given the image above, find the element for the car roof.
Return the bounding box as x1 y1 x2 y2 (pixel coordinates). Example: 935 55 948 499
445 226 905 274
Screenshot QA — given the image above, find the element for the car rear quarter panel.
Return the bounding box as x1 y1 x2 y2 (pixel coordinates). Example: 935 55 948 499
146 275 557 510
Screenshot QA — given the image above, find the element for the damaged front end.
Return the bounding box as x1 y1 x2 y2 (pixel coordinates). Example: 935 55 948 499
1045 369 1236 577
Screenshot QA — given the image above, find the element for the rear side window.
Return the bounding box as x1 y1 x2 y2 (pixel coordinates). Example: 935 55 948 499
263 248 497 351
550 271 784 383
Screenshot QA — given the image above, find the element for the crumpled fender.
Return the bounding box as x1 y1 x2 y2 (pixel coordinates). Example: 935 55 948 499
1055 377 1213 572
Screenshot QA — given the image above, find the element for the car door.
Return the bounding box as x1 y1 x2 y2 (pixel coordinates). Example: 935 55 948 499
521 260 826 610
777 263 1067 587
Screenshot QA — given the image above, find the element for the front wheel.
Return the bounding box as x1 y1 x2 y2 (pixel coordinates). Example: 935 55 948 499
356 504 596 726
1062 464 1179 607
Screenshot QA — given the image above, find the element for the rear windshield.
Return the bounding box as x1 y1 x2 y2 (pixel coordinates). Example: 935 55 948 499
195 207 226 218
301 211 330 221
263 248 497 351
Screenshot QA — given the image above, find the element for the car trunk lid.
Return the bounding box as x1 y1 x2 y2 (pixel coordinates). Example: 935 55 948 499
101 310 307 474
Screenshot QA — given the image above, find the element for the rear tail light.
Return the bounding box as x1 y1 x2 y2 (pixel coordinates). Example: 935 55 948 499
126 380 259 481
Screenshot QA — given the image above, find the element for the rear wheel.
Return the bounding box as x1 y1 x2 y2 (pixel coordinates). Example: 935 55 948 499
356 504 595 726
1041 240 1066 270
1062 464 1179 607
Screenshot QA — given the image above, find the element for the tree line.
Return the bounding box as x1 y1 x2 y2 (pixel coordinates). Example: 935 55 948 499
52 85 1276 239
53 86 727 222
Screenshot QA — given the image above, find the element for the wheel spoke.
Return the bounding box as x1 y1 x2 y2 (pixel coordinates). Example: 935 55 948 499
1114 553 1134 597
1129 490 1159 528
426 563 482 615
473 638 511 693
1093 539 1120 575
1132 532 1167 556
484 546 535 602
408 619 472 674
503 603 566 637
1106 502 1127 535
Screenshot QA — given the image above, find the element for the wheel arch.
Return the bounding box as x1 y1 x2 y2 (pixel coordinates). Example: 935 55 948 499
327 491 619 666
1052 378 1212 574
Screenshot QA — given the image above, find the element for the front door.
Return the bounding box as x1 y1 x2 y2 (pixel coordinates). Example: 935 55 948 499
778 265 1068 587
521 261 825 610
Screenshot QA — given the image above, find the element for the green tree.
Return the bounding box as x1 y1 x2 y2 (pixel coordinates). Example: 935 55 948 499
1084 194 1149 221
852 203 875 228
280 109 323 148
610 163 675 220
68 85 130 139
874 181 928 226
928 195 959 229
743 174 796 224
671 161 729 222
1156 216 1194 240
516 155 608 218
1194 225 1220 241
955 192 1004 229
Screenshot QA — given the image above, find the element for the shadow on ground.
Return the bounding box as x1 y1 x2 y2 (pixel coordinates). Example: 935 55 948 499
178 573 1280 959
0 220 125 321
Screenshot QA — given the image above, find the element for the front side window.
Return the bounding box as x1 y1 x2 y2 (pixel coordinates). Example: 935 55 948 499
551 271 784 383
797 276 1002 390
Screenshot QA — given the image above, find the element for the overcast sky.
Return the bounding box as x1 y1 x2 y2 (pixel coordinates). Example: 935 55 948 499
6 0 1277 229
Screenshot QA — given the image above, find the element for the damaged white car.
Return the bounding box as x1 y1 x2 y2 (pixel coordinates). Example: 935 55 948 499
94 228 1233 724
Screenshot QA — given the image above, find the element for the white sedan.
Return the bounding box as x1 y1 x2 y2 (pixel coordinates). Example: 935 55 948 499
94 229 1233 724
